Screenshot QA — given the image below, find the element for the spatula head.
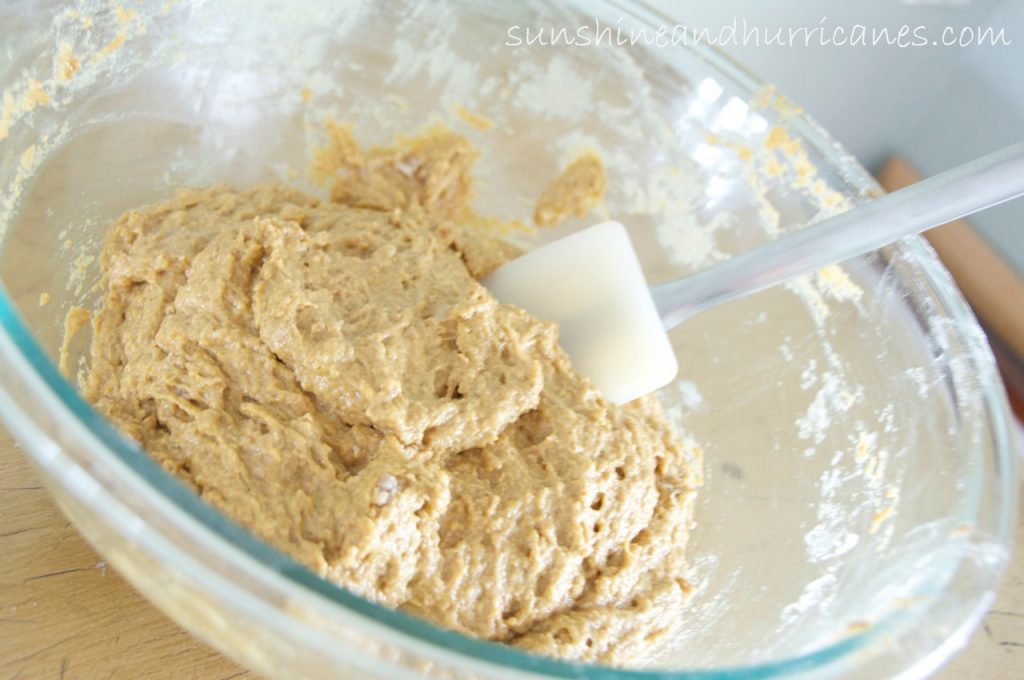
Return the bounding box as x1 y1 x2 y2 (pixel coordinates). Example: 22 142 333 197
483 221 678 404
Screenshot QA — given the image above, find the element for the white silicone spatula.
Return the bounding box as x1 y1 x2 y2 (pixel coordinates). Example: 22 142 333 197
484 142 1024 404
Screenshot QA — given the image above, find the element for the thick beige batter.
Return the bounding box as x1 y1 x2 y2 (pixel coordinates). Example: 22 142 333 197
534 153 606 228
80 128 700 665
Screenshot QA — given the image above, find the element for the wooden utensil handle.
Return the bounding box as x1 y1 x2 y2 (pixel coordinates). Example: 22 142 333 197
879 156 1024 420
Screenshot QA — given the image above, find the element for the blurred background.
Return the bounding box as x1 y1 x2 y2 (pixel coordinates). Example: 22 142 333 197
649 0 1023 270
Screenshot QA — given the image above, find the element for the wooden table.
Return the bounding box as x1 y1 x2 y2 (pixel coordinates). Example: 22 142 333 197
1 426 1020 679
0 429 251 680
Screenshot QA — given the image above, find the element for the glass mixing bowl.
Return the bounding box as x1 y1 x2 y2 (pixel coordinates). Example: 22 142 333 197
0 1 1017 678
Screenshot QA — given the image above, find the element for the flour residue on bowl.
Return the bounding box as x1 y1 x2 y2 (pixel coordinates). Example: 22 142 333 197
0 1 152 230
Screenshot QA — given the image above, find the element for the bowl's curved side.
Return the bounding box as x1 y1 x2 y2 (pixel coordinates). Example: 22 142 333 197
678 19 1019 680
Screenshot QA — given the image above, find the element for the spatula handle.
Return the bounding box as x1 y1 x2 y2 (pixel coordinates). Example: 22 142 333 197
651 142 1024 331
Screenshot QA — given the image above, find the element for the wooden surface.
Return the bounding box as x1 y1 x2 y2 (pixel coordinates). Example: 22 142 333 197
0 426 1021 678
0 429 253 680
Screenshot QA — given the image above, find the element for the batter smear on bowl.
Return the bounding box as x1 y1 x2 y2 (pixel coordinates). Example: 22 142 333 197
77 126 702 664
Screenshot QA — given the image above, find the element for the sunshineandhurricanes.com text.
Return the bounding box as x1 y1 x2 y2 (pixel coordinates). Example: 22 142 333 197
505 16 1012 49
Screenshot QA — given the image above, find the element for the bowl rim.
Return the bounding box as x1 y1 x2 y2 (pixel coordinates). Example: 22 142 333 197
0 1 1017 677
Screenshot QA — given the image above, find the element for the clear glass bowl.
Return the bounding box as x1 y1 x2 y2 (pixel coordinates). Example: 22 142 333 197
0 1 1017 678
